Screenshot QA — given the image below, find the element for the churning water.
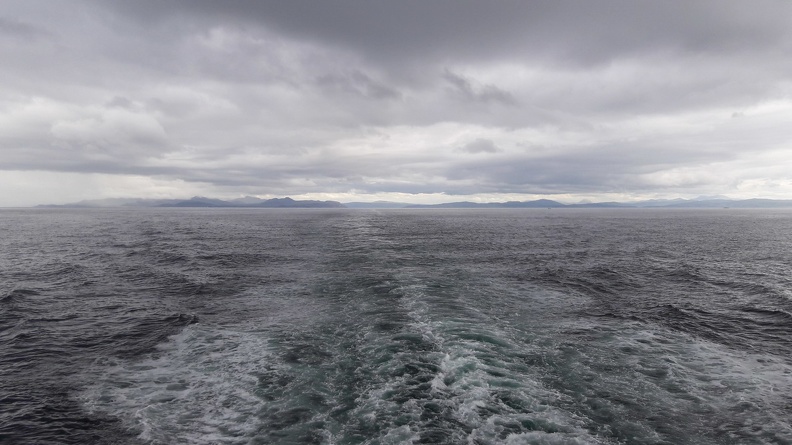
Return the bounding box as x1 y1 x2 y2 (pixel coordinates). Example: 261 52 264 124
1 208 791 444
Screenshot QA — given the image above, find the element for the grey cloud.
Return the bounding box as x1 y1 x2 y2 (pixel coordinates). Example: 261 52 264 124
315 71 401 100
2 0 792 204
443 71 517 106
90 1 792 67
0 17 49 41
441 135 750 195
458 139 502 154
105 96 135 109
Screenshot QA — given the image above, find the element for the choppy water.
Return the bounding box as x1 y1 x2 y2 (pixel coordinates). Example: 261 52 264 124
1 208 791 445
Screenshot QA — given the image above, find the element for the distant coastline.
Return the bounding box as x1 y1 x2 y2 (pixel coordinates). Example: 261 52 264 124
33 196 792 209
35 196 345 209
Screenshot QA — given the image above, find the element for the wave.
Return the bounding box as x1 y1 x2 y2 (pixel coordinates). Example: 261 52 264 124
1 288 41 303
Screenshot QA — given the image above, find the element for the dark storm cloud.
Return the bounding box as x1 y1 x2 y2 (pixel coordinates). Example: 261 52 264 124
91 0 792 65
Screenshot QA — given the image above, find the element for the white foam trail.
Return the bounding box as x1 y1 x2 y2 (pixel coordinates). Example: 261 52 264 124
354 281 610 445
80 325 272 445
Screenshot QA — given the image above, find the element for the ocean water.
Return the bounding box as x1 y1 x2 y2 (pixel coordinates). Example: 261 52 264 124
1 208 791 445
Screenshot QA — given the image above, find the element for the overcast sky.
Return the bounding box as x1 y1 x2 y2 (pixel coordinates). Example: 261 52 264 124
1 1 791 206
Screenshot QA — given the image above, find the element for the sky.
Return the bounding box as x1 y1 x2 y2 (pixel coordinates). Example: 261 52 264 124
1 0 791 206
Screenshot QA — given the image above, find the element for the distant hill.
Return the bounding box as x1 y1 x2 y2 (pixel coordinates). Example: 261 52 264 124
37 196 345 208
343 201 413 209
653 198 792 208
406 199 568 208
366 198 792 209
34 197 792 209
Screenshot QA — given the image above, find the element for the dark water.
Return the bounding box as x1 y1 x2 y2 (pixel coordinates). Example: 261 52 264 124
2 208 791 445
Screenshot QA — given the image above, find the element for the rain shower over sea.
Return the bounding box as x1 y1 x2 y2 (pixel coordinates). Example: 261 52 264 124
1 208 791 445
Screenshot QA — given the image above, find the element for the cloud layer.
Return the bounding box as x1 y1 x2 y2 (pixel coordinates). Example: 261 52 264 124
1 0 791 205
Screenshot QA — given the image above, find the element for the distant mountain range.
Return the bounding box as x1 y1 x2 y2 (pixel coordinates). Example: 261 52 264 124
36 196 792 209
403 198 792 209
37 196 345 208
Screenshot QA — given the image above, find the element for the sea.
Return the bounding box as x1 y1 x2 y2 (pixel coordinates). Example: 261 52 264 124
1 208 791 445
